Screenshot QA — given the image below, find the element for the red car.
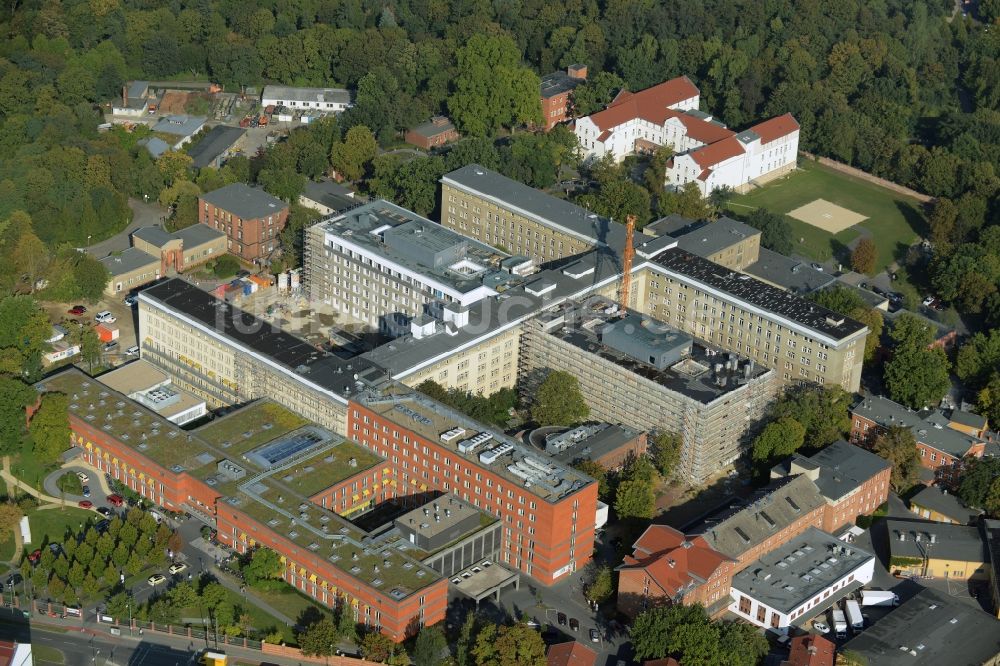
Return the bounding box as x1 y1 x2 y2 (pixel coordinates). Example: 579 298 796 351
67 305 87 315
27 550 41 564
78 500 93 509
107 494 123 507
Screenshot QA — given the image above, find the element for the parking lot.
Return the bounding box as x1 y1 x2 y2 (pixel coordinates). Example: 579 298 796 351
42 293 140 369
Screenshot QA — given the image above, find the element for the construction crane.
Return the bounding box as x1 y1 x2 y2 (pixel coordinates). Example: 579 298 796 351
618 214 636 313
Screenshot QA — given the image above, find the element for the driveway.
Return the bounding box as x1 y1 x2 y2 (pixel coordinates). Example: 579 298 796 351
85 198 169 259
43 463 112 506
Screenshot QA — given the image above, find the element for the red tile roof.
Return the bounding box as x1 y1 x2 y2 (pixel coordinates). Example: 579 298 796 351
547 641 597 666
689 136 746 169
670 112 734 145
783 635 835 666
751 113 799 144
621 525 734 598
588 76 700 131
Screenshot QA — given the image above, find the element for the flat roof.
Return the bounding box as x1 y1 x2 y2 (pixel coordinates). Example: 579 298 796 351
355 385 592 503
544 423 643 465
731 527 874 614
744 248 835 294
98 359 170 395
839 587 1000 665
652 247 867 343
539 299 771 404
673 216 761 258
263 437 383 497
540 70 585 99
188 125 247 169
100 247 158 276
396 495 481 542
151 115 206 137
200 183 287 220
139 279 386 401
261 85 351 105
318 200 508 296
886 519 987 564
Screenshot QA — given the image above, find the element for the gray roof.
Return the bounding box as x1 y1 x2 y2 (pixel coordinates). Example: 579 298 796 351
653 247 867 343
126 81 148 99
839 587 1000 666
987 519 1000 617
302 180 361 214
731 526 874 614
774 440 890 505
852 394 981 457
132 226 174 248
540 70 586 99
886 518 987 563
692 475 828 559
950 409 987 430
744 248 836 294
409 117 457 139
644 214 697 237
173 224 226 247
909 486 982 524
139 137 171 158
188 125 246 169
261 85 351 105
201 183 287 220
152 115 206 138
673 216 761 259
442 164 629 249
100 247 158 276
544 423 644 466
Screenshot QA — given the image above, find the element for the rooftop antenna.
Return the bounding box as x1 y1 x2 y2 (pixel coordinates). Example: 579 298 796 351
618 214 636 313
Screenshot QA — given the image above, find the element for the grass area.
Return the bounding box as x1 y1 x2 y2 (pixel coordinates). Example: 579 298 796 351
176 583 299 644
193 401 309 456
27 507 96 549
729 159 925 272
281 441 384 496
55 472 83 496
248 582 333 628
32 644 64 664
10 450 58 494
0 532 14 562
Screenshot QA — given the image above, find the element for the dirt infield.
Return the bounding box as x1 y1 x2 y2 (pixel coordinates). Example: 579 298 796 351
787 198 867 233
157 90 192 114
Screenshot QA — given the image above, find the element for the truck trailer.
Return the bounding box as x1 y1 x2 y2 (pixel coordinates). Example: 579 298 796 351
845 599 864 630
830 608 847 638
861 590 899 607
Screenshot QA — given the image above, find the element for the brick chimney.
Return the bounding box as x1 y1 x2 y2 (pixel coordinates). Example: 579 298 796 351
567 64 588 81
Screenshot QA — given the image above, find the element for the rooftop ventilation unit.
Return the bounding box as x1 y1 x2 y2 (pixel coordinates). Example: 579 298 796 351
458 432 494 454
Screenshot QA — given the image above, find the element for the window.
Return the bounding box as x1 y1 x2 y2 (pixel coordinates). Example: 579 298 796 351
739 596 751 614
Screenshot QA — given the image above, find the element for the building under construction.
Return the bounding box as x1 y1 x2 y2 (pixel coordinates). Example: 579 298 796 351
519 297 778 483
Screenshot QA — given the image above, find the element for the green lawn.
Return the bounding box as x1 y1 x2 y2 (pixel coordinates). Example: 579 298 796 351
10 450 58 495
729 159 925 272
32 644 65 664
176 583 301 644
249 582 333 628
26 507 95 549
55 472 83 496
0 532 14 562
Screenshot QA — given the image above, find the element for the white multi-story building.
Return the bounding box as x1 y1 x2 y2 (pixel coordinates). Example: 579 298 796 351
574 76 702 163
665 113 800 196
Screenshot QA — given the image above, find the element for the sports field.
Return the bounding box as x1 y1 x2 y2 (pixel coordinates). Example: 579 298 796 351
729 159 925 271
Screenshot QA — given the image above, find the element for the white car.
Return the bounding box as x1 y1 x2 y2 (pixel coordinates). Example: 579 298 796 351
168 562 188 575
76 471 89 482
813 621 830 634
922 296 935 307
147 574 166 586
95 311 117 324
125 345 139 356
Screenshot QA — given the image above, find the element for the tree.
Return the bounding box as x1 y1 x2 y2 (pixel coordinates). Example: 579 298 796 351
631 604 719 662
0 376 35 456
449 34 542 136
472 622 547 666
411 625 447 666
955 330 1000 388
78 326 101 373
213 255 240 278
976 373 1000 429
0 501 22 537
572 72 625 116
577 178 651 226
751 417 806 465
584 564 614 604
72 253 110 302
957 457 1000 510
360 631 396 663
29 392 70 465
245 547 282 586
12 229 48 291
650 432 681 478
573 460 610 500
873 426 920 491
740 208 793 255
614 477 655 520
530 370 589 427
336 603 357 642
851 238 878 274
717 621 769 666
657 182 711 220
644 146 674 194
884 346 950 410
330 126 377 182
298 618 339 661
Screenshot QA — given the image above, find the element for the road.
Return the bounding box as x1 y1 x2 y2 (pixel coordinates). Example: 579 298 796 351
42 463 113 506
85 199 170 259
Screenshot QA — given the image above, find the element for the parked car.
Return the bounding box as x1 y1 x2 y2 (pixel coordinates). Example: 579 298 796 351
147 574 166 587
78 500 93 509
107 494 124 507
82 485 90 497
125 345 139 356
123 295 138 307
27 550 41 564
68 305 87 315
811 263 824 272
569 618 579 631
96 507 113 518
103 341 118 352
95 311 116 323
76 471 89 482
168 562 188 575
5 573 22 589
589 628 600 643
813 621 830 634
557 612 567 626
922 296 935 307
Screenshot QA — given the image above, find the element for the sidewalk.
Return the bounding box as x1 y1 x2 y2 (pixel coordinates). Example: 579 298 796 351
1 457 70 506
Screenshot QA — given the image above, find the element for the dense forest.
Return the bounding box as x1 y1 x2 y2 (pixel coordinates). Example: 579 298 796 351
2 0 1000 327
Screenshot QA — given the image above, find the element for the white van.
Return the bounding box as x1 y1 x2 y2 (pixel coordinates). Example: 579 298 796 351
149 510 162 524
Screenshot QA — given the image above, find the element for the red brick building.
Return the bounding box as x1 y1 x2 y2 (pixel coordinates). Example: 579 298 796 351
404 116 460 150
200 183 289 262
850 395 986 486
782 635 835 666
346 389 599 586
540 65 587 130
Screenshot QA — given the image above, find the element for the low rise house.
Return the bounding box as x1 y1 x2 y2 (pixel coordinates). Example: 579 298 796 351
199 183 289 262
949 409 989 439
908 485 983 525
298 180 361 216
112 81 156 116
404 116 460 150
137 137 171 159
886 518 988 581
261 85 352 114
851 394 987 486
540 64 588 130
546 641 596 666
781 635 834 666
100 224 226 296
187 125 247 169
151 115 207 149
729 527 875 634
100 247 162 297
838 587 1000 665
